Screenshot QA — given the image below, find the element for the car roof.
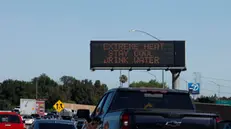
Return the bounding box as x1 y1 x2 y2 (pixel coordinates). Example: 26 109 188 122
34 119 75 124
23 115 33 117
107 87 189 94
76 118 86 122
0 111 19 115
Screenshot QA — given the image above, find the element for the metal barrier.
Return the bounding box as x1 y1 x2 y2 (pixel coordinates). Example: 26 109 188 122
195 103 231 120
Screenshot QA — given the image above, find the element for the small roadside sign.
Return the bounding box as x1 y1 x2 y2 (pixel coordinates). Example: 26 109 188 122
53 100 64 112
188 83 200 94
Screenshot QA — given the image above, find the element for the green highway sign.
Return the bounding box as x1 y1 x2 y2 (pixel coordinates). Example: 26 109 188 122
216 100 231 106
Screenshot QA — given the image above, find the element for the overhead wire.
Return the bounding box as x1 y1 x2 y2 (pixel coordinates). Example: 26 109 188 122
178 77 231 95
200 81 231 95
200 88 231 95
201 76 231 82
204 81 231 88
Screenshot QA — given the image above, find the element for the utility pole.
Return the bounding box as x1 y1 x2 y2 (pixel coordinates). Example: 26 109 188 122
218 84 220 100
209 81 221 101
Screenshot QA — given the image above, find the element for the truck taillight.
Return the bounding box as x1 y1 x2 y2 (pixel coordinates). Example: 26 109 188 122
216 116 222 123
121 113 129 129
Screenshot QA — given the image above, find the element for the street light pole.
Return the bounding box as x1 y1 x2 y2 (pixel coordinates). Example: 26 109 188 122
130 29 165 88
147 71 157 80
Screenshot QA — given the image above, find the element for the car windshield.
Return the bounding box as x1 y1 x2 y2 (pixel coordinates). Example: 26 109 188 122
110 91 194 110
38 123 75 129
0 114 21 123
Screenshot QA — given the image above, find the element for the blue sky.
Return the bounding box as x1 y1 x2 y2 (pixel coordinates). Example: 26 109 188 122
0 0 231 97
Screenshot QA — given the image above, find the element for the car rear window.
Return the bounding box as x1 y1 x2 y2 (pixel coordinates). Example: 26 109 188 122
77 110 90 117
77 121 84 126
110 91 194 110
31 114 40 118
39 123 75 129
23 116 33 119
0 114 21 123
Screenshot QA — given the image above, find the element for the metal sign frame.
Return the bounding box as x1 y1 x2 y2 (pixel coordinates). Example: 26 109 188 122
90 40 186 71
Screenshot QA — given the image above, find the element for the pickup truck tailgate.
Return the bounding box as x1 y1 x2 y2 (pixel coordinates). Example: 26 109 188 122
133 110 216 129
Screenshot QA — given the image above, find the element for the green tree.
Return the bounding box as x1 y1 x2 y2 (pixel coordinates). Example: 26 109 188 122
195 94 217 103
119 75 128 83
129 79 168 88
60 76 77 86
0 73 108 110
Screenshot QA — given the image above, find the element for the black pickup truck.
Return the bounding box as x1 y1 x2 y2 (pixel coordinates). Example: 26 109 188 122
84 87 223 129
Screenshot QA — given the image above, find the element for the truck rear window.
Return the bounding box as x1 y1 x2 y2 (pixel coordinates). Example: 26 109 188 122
0 114 21 123
110 91 194 110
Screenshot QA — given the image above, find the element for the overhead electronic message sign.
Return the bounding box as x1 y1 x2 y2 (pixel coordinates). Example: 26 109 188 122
90 41 186 70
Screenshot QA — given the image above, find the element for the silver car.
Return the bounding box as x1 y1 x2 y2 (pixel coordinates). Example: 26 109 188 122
29 119 77 129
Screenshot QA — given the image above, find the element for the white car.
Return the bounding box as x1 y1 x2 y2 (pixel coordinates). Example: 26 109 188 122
23 115 34 125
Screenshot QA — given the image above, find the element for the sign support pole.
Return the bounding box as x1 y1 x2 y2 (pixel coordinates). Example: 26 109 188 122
119 70 122 86
170 70 181 89
128 70 130 87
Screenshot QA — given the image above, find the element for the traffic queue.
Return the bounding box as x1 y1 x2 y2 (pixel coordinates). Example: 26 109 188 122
0 108 90 129
1 87 231 129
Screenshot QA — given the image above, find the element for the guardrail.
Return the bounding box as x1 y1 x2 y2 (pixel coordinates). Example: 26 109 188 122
195 103 231 120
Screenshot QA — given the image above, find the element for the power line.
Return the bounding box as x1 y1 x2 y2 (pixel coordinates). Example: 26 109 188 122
201 88 215 92
201 76 231 82
200 81 231 96
201 88 231 94
203 81 231 88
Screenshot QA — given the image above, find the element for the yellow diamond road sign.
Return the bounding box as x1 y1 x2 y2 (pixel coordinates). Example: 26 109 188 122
53 100 64 112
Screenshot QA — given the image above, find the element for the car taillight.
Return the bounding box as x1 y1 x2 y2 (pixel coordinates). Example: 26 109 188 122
121 113 129 129
22 124 26 129
216 116 222 123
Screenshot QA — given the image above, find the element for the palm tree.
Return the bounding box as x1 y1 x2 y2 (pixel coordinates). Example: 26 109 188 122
119 75 128 87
